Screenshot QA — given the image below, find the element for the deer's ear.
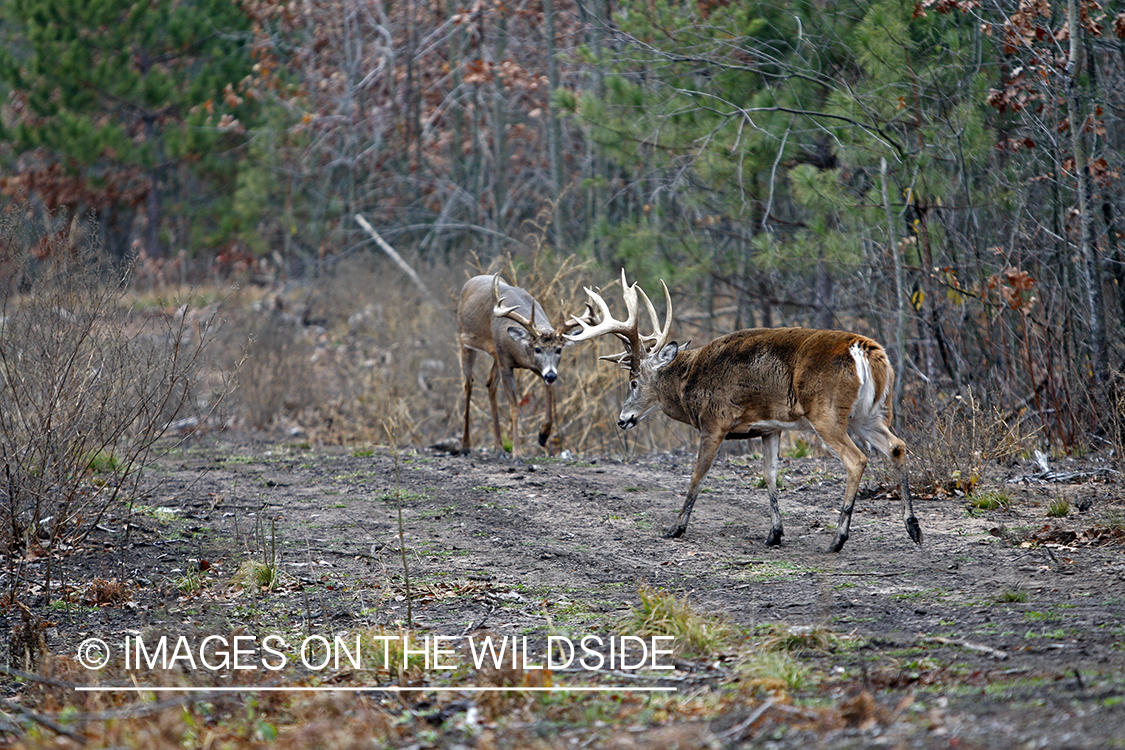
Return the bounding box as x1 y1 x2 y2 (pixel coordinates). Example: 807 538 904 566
507 326 530 343
654 341 679 369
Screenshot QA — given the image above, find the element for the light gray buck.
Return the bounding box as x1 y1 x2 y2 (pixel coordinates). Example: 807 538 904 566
566 270 921 553
457 274 575 458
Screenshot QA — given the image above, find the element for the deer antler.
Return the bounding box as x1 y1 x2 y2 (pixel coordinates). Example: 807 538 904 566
492 274 538 331
637 279 672 354
565 269 672 370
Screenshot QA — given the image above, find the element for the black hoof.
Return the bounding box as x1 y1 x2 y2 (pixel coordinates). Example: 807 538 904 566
662 525 686 539
538 430 550 447
765 529 783 546
906 517 923 546
827 535 847 553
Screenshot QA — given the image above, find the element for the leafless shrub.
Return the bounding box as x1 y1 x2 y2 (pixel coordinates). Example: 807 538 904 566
908 387 1033 495
0 214 224 553
9 602 48 672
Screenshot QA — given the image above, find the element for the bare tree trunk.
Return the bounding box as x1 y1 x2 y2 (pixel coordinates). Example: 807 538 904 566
915 203 936 385
1067 0 1108 386
587 0 609 262
542 0 565 248
814 246 834 330
405 0 422 207
492 3 509 255
144 171 162 258
881 158 906 411
144 113 162 258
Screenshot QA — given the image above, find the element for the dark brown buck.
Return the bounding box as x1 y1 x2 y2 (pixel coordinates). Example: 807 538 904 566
566 270 921 553
457 274 575 458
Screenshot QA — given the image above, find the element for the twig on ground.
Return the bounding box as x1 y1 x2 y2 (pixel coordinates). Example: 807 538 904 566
926 635 1009 660
713 699 776 741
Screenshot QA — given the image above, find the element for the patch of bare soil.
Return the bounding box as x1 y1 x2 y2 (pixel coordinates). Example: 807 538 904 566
5 435 1125 748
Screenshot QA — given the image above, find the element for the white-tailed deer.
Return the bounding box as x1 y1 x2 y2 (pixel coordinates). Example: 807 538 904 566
566 270 921 553
457 274 575 458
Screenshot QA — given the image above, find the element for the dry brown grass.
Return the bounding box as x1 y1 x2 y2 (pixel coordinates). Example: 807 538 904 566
84 578 132 606
205 248 699 457
111 247 1041 474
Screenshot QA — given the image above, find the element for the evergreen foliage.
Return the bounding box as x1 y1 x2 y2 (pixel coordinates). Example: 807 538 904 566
0 0 256 255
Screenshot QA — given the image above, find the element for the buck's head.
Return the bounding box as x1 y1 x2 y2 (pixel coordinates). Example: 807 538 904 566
564 269 674 429
617 339 680 428
492 275 572 385
504 326 569 384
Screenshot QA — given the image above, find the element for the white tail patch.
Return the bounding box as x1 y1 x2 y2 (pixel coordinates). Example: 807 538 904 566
848 343 891 454
848 343 877 419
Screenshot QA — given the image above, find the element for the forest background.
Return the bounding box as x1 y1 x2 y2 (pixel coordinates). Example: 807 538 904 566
4 4 1125 746
1 0 1124 460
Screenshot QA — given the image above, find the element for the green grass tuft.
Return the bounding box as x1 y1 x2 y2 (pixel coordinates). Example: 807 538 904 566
1046 496 1070 518
967 489 1011 515
618 585 736 659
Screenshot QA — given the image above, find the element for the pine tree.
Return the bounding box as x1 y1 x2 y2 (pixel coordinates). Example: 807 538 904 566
0 0 255 256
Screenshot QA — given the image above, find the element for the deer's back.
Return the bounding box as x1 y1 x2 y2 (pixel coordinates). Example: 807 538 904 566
672 327 891 428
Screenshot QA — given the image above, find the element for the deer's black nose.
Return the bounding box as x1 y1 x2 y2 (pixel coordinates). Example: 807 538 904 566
543 372 557 384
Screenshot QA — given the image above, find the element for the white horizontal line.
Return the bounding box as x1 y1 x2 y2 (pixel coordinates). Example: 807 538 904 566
75 685 677 693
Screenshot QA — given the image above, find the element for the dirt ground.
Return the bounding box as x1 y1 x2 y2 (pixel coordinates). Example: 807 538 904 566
6 432 1125 748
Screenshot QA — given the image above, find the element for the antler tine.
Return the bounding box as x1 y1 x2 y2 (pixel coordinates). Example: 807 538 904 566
564 287 611 339
564 269 655 369
565 298 598 333
563 271 639 345
598 350 633 370
638 279 673 353
492 274 534 330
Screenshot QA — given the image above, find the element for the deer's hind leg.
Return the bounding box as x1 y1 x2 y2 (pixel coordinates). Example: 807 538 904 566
762 432 784 546
857 420 922 548
459 347 477 455
809 415 869 553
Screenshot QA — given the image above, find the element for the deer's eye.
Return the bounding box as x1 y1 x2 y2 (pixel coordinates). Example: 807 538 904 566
555 348 562 355
534 347 542 354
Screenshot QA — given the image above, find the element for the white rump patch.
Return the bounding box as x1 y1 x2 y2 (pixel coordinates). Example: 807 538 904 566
847 342 892 455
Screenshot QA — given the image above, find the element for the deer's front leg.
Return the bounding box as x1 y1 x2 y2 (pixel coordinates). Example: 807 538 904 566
485 362 506 455
499 367 521 458
666 429 724 538
460 347 476 455
539 381 555 448
813 421 868 553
